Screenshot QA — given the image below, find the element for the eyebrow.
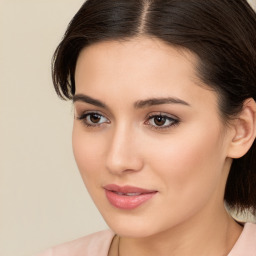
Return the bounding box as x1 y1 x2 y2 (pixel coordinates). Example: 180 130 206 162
73 94 108 109
134 97 190 108
73 94 190 109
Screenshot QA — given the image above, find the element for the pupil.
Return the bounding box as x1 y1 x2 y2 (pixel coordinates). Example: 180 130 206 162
154 116 166 126
90 114 101 123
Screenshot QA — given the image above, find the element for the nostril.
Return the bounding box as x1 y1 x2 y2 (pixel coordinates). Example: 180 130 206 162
105 152 143 175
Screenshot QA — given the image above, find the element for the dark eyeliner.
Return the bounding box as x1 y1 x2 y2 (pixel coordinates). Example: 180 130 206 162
76 111 108 128
145 113 180 130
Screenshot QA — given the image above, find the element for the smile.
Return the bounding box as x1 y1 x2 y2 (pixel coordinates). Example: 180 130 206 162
116 192 142 196
104 184 157 210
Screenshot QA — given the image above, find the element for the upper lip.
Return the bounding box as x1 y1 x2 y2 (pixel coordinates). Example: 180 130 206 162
103 184 157 194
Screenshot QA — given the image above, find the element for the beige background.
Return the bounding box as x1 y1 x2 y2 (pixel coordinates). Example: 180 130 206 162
0 1 255 256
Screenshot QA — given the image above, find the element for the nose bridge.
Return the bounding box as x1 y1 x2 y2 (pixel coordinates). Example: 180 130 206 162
105 121 142 174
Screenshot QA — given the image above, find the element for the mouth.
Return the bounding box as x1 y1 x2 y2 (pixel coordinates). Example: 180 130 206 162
103 184 158 210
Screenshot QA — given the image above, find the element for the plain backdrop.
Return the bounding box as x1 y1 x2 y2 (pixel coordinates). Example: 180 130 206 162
0 1 256 256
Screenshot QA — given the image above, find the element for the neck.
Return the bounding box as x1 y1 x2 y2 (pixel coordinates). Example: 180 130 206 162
117 207 242 256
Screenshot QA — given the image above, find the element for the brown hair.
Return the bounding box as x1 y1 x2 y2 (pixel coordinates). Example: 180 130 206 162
52 0 256 214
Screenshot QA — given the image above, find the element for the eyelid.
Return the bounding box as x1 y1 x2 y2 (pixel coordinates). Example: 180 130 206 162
76 110 101 118
74 103 114 119
76 109 108 119
144 112 180 130
76 110 110 127
145 112 179 121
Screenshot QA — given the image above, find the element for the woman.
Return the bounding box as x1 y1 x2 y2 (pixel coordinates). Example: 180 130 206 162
38 0 256 255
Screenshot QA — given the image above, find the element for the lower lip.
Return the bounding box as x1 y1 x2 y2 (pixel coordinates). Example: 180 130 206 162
105 190 157 210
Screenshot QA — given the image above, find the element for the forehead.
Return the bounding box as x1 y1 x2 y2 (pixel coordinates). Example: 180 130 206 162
76 37 198 75
75 38 199 85
74 37 217 111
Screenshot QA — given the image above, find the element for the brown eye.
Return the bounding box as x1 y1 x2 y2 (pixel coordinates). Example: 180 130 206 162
146 114 179 130
154 116 167 126
89 113 101 123
77 112 109 127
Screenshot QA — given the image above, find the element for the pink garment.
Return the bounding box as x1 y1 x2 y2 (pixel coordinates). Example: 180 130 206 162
37 223 256 256
36 230 114 256
228 223 256 256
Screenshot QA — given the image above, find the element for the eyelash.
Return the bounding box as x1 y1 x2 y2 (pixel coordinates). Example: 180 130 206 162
76 111 180 130
145 113 180 130
76 111 109 128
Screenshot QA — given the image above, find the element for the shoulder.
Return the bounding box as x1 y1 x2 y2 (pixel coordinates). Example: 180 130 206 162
36 230 115 256
229 222 256 256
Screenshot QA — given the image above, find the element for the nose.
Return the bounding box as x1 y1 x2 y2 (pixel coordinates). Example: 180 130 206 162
105 124 143 175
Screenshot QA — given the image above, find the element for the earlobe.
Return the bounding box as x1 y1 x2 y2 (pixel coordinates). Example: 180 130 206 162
227 98 256 159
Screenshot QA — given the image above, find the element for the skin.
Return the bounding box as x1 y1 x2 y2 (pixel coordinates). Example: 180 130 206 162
72 37 243 256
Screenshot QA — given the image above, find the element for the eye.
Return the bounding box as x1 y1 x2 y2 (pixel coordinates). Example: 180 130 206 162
146 113 179 129
77 112 110 127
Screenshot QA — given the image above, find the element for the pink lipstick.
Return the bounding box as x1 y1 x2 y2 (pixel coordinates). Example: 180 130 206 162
104 184 157 210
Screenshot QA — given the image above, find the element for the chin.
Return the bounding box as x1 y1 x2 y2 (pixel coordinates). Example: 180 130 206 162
109 223 157 238
100 210 168 238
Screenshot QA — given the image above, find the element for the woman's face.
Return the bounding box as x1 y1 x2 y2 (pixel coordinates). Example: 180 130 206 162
73 38 233 237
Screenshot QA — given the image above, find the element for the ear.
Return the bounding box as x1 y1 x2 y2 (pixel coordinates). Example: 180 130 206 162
227 98 256 159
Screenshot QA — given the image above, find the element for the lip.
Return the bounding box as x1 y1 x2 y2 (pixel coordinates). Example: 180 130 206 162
103 184 157 210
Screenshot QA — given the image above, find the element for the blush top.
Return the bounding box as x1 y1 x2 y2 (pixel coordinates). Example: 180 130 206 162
36 222 256 256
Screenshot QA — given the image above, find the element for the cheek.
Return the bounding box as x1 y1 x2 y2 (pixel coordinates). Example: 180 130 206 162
72 125 105 184
145 125 226 205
